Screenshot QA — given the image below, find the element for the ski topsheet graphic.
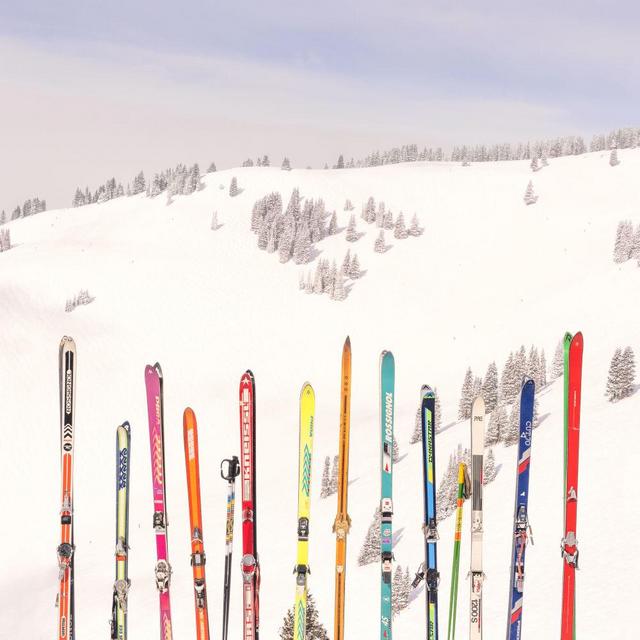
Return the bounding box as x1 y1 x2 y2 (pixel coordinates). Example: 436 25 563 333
379 352 395 640
506 379 535 640
294 383 315 640
561 332 583 640
145 364 173 640
469 396 485 640
333 337 352 640
240 370 259 640
184 408 210 640
111 423 131 640
57 337 77 640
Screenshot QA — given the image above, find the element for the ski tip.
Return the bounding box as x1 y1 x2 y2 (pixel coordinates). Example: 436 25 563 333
563 331 573 344
301 381 314 398
183 406 196 424
145 363 162 379
344 335 351 348
420 384 434 396
119 421 131 432
571 331 583 349
471 395 485 414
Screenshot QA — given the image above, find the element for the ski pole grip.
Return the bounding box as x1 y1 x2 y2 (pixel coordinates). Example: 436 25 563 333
221 456 240 480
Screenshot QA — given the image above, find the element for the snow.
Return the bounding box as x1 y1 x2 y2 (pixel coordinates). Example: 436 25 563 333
0 149 639 638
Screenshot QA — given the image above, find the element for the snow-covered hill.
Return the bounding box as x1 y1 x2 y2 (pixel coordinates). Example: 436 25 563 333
0 149 638 639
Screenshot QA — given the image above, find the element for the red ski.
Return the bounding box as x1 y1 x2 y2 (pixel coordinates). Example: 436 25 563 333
239 371 259 640
560 332 583 640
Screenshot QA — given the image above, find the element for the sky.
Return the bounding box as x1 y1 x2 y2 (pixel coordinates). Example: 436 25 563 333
1 0 639 209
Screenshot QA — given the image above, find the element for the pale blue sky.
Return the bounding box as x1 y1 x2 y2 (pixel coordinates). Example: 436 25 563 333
1 1 638 208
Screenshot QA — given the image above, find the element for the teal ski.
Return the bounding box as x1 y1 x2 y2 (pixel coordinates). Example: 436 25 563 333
380 351 395 639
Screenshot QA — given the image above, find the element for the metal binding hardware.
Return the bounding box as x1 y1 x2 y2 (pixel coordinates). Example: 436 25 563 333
561 532 579 568
242 553 257 580
115 536 129 558
423 520 439 542
380 497 393 517
154 559 172 592
297 517 310 540
242 508 254 523
194 579 206 607
191 551 206 567
113 579 131 613
153 511 166 531
426 567 440 591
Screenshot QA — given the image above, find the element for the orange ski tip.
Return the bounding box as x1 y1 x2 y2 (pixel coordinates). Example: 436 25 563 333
183 407 196 423
344 336 351 347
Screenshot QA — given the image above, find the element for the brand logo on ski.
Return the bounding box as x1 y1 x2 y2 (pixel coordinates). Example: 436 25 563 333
384 392 393 443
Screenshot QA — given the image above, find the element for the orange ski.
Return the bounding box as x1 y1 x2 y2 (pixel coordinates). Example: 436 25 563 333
184 408 210 640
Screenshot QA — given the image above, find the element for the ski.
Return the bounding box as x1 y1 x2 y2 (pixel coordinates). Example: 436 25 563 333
145 363 173 640
111 422 131 640
379 352 395 640
417 386 440 639
333 337 352 640
446 462 469 640
240 370 259 640
506 379 535 640
469 396 485 640
220 455 240 640
294 383 315 640
57 336 77 640
184 408 210 639
560 332 583 640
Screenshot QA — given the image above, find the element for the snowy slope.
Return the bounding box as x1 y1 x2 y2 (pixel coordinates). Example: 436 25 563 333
0 150 638 639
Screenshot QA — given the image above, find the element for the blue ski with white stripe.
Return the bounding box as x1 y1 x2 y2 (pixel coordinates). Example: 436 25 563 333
506 378 535 640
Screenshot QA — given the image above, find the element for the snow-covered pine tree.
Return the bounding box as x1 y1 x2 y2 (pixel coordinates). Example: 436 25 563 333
435 453 458 521
374 230 386 253
0 210 6 225
336 155 345 169
394 212 408 239
482 362 499 413
279 220 295 263
320 456 330 498
551 340 564 379
357 507 381 565
483 449 498 484
293 225 312 264
527 346 540 388
365 197 376 223
346 214 358 242
631 224 640 260
342 250 351 275
410 404 421 444
606 348 623 401
281 157 292 171
207 162 217 173
344 199 354 211
458 367 474 419
279 591 329 640
72 188 85 208
523 181 538 205
539 349 547 387
610 147 620 167
0 228 11 252
384 211 394 230
229 177 239 197
375 202 385 228
391 566 411 617
131 170 146 195
621 346 637 399
530 157 539 172
613 220 634 263
328 211 337 235
332 269 347 301
349 254 361 279
485 401 507 445
408 214 422 236
504 396 521 446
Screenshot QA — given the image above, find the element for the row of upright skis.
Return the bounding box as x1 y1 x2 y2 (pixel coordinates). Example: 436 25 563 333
55 332 583 640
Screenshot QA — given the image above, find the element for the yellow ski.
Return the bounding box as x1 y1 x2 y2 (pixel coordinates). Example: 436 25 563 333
294 383 315 639
333 337 352 640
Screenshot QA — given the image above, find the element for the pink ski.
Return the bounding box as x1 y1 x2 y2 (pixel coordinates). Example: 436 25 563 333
145 363 173 640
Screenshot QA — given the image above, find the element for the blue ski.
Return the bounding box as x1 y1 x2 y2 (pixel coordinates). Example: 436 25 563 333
506 379 535 640
380 351 395 640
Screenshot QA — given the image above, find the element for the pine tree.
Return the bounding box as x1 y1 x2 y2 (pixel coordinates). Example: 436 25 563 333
363 197 376 223
293 226 312 264
435 453 458 521
527 346 540 388
344 199 354 211
551 340 564 379
458 367 474 420
485 401 507 445
336 154 345 169
328 211 337 235
530 157 539 172
613 220 633 263
210 211 220 230
279 222 295 263
342 250 351 275
391 566 411 616
0 210 5 225
610 147 620 167
132 170 146 195
482 362 499 412
281 157 292 171
229 177 239 197
357 507 381 565
408 214 422 236
320 456 330 498
504 396 521 446
349 254 361 279
332 269 347 301
374 230 386 253
346 214 358 242
394 212 408 239
539 349 548 387
483 449 498 484
207 162 217 173
410 404 422 444
620 347 636 399
384 211 394 230
375 202 385 228
279 591 329 640
523 181 538 205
